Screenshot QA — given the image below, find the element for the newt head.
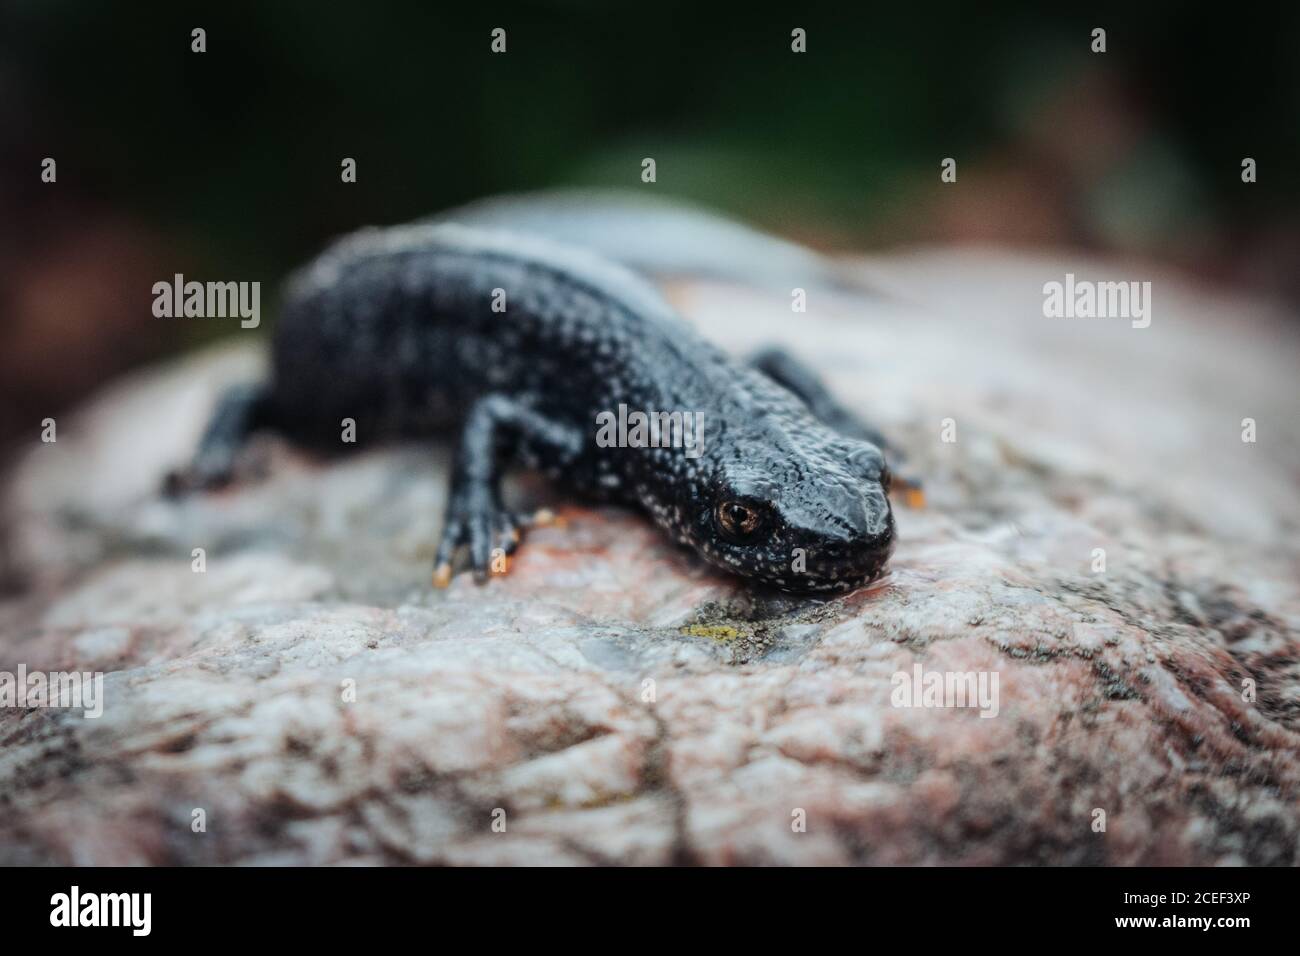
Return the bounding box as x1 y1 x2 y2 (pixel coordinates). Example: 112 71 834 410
678 435 895 594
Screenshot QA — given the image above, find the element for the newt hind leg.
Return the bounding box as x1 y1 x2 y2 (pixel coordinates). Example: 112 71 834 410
164 382 272 495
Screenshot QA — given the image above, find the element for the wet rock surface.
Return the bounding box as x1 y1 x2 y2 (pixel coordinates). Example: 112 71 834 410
2 253 1298 865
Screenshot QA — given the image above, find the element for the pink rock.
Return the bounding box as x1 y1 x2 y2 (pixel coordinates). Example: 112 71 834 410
1 254 1297 865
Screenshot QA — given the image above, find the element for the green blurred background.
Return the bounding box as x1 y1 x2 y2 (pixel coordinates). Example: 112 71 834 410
2 0 1297 450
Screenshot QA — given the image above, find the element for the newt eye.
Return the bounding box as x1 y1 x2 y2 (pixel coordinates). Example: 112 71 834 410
716 500 765 542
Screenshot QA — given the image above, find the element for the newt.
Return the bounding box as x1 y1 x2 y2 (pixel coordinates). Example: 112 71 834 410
169 200 911 593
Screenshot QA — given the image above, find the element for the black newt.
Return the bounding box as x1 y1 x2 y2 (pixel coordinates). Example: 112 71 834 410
170 199 911 593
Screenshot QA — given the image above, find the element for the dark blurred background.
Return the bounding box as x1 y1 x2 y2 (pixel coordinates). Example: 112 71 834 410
2 1 1297 455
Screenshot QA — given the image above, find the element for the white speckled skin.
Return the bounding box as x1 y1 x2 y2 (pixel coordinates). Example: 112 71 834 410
265 223 893 591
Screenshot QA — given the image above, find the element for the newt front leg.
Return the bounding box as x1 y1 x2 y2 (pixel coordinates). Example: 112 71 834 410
748 346 924 507
433 393 584 586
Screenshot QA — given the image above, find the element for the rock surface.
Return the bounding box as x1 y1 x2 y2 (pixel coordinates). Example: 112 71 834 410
2 252 1298 865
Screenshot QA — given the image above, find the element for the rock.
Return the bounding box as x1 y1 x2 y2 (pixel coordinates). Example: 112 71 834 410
1 252 1298 865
